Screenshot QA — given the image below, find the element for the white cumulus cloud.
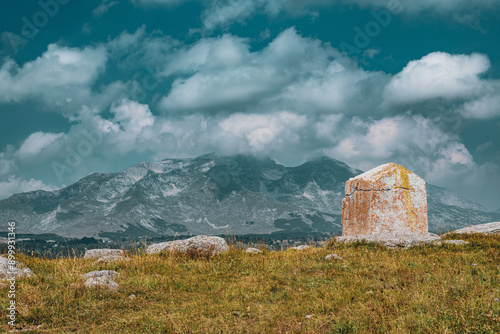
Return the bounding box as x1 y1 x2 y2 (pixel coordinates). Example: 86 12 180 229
0 44 108 105
383 52 490 105
159 28 385 114
0 176 56 200
18 132 64 161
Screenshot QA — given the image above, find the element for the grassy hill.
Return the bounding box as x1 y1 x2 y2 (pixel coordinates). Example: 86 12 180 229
1 234 499 333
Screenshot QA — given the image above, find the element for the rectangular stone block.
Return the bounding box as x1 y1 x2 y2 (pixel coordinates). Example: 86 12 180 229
341 163 428 236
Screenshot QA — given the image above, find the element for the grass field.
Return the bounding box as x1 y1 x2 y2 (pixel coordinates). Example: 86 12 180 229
1 233 499 333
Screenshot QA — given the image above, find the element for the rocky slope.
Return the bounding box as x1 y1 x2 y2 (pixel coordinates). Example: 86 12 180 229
0 154 498 240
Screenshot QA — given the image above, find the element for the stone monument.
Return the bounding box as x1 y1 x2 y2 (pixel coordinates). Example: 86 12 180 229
337 163 441 247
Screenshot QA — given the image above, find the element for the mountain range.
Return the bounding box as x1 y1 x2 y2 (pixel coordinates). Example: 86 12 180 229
1 154 498 241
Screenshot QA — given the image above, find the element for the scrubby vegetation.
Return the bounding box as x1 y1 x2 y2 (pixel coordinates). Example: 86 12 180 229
1 233 499 333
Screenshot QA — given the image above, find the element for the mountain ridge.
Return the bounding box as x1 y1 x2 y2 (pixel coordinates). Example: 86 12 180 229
0 154 498 240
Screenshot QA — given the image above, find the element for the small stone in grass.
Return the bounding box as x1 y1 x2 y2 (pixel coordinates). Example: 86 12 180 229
443 240 469 245
84 249 124 259
85 277 119 291
245 247 262 254
291 245 310 251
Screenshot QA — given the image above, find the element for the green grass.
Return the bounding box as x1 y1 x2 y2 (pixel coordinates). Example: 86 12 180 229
1 233 499 333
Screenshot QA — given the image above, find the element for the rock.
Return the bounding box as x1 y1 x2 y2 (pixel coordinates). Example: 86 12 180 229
83 270 119 291
291 245 310 251
128 294 137 300
342 163 428 236
245 247 262 254
442 240 469 245
82 270 119 280
336 233 441 248
84 277 119 291
93 255 131 264
84 249 124 259
146 235 228 256
0 256 34 280
305 315 313 319
447 222 500 235
325 254 342 260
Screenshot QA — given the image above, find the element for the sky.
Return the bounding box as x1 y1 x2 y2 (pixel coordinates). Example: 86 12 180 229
0 0 499 210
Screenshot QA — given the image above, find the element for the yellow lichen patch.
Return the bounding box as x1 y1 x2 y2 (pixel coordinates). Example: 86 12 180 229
397 165 417 229
397 165 410 189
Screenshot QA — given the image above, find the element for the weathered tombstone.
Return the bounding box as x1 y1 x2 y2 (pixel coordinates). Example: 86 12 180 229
337 163 440 247
342 163 428 235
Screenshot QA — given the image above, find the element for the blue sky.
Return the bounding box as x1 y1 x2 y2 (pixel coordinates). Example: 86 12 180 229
0 0 499 210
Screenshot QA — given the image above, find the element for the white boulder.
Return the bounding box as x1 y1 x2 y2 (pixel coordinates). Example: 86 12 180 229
291 245 310 251
93 255 130 264
0 256 34 280
447 222 500 235
82 270 119 291
146 236 228 256
84 249 124 259
245 247 262 254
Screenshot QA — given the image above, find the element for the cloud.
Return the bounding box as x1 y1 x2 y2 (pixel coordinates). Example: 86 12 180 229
129 0 337 30
281 60 388 113
363 48 381 59
159 28 313 111
131 0 192 7
0 151 17 177
0 176 56 200
218 111 307 153
159 28 386 114
317 113 500 209
201 0 337 30
325 114 473 177
92 0 119 17
476 141 493 152
383 52 490 105
459 94 500 119
199 0 499 31
0 44 108 105
202 0 258 30
108 26 179 69
108 100 155 153
458 80 500 119
18 132 64 161
131 0 499 30
161 33 250 76
0 20 499 208
344 0 497 14
438 142 474 165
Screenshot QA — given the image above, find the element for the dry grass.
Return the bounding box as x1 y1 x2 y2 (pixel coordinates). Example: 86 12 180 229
1 233 499 333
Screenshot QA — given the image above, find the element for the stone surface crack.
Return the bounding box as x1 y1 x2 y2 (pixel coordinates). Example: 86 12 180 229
349 186 411 194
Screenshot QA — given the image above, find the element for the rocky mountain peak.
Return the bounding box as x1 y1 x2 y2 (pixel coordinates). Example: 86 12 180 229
0 154 498 240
